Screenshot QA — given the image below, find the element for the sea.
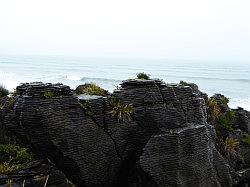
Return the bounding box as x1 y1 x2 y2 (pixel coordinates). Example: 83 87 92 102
0 54 249 110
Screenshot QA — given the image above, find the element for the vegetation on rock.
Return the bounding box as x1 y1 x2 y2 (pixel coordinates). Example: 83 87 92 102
0 97 15 110
136 72 150 80
213 94 229 105
220 96 229 105
207 98 221 121
0 85 9 98
223 138 240 159
0 144 33 175
206 93 248 171
243 135 250 146
0 103 3 110
216 110 236 138
79 100 93 117
179 80 189 86
75 83 108 96
43 91 54 98
109 97 133 123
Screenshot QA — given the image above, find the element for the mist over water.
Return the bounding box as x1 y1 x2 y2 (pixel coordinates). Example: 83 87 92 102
0 54 250 110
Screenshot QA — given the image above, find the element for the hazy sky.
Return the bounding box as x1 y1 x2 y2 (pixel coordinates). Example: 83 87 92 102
0 0 250 61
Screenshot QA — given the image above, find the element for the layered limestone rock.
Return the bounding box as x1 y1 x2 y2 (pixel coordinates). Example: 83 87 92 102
1 83 121 186
0 80 233 187
113 80 231 187
234 107 250 134
0 159 74 187
139 126 231 187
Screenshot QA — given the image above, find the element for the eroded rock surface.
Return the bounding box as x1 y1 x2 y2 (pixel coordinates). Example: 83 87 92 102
0 80 233 186
0 159 74 187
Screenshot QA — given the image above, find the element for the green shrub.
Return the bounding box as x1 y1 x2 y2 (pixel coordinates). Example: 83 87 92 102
243 135 250 146
0 103 3 110
207 98 221 121
43 91 54 98
228 110 235 118
218 116 235 132
0 162 21 175
75 83 108 96
220 96 229 105
216 110 236 139
136 72 150 80
0 85 9 98
179 80 189 86
218 111 235 126
109 97 133 123
212 94 230 105
223 138 239 158
0 98 15 110
0 144 33 175
79 100 93 117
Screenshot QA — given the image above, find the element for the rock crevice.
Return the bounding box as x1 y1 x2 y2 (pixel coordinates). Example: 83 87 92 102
0 80 235 186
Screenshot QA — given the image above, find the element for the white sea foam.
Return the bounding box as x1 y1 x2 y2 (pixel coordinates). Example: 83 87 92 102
0 72 18 91
0 72 15 79
229 98 250 111
0 55 250 111
64 75 81 81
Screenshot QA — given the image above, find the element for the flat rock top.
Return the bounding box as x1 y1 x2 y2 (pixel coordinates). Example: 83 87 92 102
121 79 157 86
16 82 73 96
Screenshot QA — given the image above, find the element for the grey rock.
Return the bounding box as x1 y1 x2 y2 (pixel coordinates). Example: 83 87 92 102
236 168 250 184
0 80 233 187
139 125 232 187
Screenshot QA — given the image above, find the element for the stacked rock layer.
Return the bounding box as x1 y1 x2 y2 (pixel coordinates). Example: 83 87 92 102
0 80 232 187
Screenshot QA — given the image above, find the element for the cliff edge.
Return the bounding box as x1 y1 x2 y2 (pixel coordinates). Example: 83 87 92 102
0 79 245 186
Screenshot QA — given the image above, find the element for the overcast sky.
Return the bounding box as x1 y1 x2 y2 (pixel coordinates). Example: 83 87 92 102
0 0 250 61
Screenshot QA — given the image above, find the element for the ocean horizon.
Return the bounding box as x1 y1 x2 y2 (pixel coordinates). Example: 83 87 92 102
0 54 249 110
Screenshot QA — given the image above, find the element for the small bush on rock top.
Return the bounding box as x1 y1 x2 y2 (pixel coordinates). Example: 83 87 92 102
220 96 230 105
0 144 33 175
109 97 133 123
179 80 189 86
75 83 108 96
213 94 230 105
0 85 9 98
136 72 150 80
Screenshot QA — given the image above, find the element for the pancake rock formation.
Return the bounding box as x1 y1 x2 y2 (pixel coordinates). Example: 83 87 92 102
0 80 234 187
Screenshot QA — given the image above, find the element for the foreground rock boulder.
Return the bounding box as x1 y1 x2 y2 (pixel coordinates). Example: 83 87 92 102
0 80 234 186
0 159 74 187
207 94 250 185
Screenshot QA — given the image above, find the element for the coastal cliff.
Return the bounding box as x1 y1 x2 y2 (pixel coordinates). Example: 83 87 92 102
0 79 249 187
